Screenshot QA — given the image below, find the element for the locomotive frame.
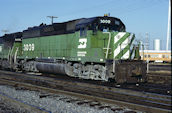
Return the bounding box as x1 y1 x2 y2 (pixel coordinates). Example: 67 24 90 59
0 16 147 84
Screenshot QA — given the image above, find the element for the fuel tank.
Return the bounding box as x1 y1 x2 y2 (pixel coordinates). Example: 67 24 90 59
36 62 66 75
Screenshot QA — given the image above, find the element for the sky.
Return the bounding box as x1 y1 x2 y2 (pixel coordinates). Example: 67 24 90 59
0 0 171 50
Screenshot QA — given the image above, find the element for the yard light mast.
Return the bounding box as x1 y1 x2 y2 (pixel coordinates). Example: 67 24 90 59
166 0 171 50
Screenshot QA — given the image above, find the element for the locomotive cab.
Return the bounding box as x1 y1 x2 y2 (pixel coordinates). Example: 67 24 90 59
75 16 146 83
76 16 126 35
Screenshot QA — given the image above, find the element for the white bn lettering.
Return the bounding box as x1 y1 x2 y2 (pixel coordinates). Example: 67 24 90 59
78 39 87 49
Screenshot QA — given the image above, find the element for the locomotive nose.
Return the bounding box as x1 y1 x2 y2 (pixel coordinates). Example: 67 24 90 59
113 32 134 60
114 60 147 84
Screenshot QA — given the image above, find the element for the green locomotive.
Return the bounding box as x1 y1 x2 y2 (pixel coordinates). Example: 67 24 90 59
0 16 146 84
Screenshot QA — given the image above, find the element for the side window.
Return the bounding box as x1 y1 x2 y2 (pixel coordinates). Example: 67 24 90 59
80 28 84 37
80 27 87 37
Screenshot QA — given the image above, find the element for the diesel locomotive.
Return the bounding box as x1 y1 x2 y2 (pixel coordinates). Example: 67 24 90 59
0 16 146 84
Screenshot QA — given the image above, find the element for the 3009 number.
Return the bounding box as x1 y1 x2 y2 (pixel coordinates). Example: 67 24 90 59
100 19 111 24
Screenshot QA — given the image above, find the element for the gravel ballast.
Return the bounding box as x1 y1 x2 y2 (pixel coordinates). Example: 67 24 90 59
0 85 142 113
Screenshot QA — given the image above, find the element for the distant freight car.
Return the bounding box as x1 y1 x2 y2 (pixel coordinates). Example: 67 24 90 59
0 16 146 84
140 50 171 63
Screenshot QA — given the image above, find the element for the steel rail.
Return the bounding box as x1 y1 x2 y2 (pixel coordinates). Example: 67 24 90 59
0 70 171 113
0 90 50 113
0 79 171 113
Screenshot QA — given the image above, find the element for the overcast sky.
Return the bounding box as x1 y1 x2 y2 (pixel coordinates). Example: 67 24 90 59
0 0 170 50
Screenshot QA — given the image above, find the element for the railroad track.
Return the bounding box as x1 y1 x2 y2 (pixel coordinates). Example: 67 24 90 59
0 69 171 95
147 73 171 85
149 64 171 71
0 70 171 113
121 73 171 95
120 83 171 96
0 90 50 113
27 71 172 95
0 79 140 113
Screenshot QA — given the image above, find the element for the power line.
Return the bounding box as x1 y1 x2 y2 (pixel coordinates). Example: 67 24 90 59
1 30 9 34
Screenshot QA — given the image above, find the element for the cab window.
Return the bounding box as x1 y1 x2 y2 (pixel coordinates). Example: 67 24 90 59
80 27 87 37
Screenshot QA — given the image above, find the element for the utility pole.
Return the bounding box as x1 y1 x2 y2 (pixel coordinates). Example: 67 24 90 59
47 16 58 24
145 32 149 73
166 0 171 50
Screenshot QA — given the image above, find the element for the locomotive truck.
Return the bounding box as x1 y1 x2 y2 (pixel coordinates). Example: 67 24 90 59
0 16 146 84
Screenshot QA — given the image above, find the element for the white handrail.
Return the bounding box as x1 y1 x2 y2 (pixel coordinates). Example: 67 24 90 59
103 32 111 59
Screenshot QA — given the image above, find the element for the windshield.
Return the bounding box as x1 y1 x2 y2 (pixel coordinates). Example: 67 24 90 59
98 24 120 32
92 18 126 32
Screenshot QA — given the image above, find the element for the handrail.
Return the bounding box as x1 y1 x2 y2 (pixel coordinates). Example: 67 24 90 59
103 32 111 59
